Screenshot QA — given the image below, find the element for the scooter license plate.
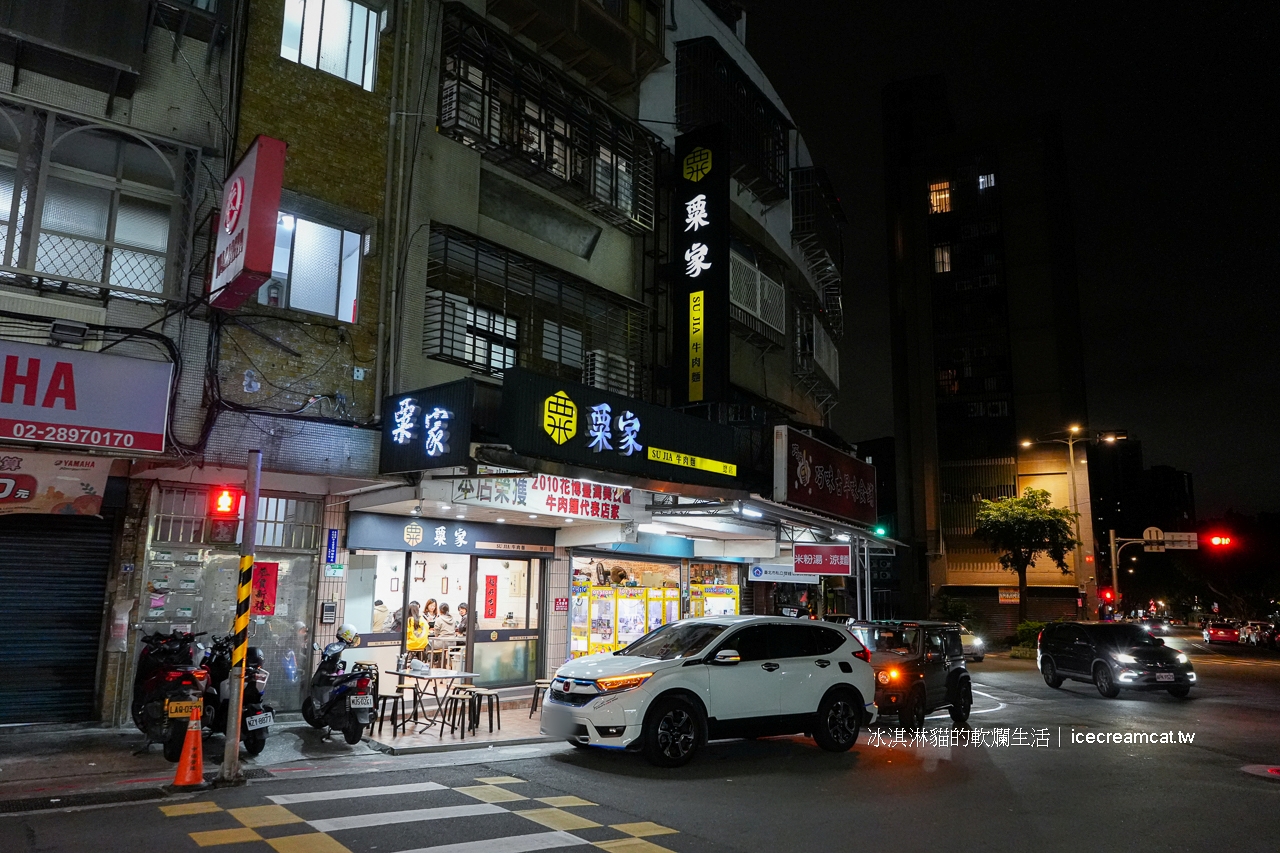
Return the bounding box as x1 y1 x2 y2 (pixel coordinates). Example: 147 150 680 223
245 712 274 730
168 700 199 718
348 695 374 709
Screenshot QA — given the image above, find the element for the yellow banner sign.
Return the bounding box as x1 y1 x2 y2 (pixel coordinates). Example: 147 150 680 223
648 445 736 477
689 290 704 402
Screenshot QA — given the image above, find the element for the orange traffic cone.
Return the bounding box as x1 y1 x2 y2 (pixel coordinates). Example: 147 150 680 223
171 705 206 789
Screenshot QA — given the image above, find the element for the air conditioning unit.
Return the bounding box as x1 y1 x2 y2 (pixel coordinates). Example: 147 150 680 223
0 290 106 351
583 349 636 396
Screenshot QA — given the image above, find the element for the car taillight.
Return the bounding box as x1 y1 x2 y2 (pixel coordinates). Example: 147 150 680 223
1037 629 1043 645
356 676 371 694
853 646 871 663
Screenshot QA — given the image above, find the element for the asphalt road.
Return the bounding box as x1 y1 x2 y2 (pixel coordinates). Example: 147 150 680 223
5 628 1280 853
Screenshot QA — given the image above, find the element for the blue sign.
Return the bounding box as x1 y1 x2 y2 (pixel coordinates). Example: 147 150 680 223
325 528 339 563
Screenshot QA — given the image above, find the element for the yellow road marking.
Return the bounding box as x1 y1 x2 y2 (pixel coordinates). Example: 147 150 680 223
612 822 678 838
475 776 526 784
189 827 263 847
454 785 528 803
595 839 674 853
267 833 354 853
160 801 223 817
538 796 596 807
516 807 601 831
228 805 306 828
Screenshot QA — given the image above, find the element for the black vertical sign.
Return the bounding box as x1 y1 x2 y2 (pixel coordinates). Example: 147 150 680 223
673 125 730 404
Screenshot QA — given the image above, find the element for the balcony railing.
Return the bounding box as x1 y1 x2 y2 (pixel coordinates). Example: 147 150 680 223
793 310 839 416
790 166 845 338
675 37 790 204
729 249 785 345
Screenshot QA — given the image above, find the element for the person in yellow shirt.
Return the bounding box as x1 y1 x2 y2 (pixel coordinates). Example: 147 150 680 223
405 601 429 662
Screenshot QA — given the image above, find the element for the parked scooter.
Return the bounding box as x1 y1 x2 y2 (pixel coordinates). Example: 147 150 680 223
300 623 374 744
131 630 209 762
199 634 274 756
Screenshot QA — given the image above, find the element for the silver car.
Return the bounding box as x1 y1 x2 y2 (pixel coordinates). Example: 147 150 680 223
959 627 985 662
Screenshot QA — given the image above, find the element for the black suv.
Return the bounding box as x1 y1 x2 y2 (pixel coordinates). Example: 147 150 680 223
1037 621 1197 698
847 621 972 726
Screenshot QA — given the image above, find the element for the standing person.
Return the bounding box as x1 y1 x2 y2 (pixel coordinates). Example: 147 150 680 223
371 600 391 632
424 598 439 630
405 601 428 662
456 603 469 635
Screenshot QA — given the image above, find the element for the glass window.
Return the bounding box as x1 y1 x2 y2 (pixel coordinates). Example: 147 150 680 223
769 624 817 659
542 320 583 369
423 289 519 375
620 622 726 660
259 212 361 322
978 173 995 190
280 0 382 91
926 630 945 656
933 245 951 274
929 180 951 213
722 625 770 662
812 626 847 655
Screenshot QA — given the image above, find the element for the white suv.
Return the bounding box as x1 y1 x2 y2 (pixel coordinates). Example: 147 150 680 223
541 615 878 767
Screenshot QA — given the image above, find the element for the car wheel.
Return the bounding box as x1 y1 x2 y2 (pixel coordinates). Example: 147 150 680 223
974 654 984 663
948 680 972 723
1093 662 1120 698
1041 657 1063 688
1167 685 1191 698
642 695 704 768
813 689 862 752
900 687 927 728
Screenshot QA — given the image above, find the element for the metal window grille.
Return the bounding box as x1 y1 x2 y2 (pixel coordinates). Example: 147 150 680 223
929 181 952 213
153 485 208 544
0 98 198 302
423 225 651 399
933 245 951 273
438 9 657 234
153 485 323 550
675 37 789 204
728 250 786 336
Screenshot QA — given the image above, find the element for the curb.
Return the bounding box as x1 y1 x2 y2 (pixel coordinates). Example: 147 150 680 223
366 735 558 756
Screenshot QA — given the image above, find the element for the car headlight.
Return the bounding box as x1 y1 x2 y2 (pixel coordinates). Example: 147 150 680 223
594 673 653 693
973 638 984 646
1114 653 1138 664
876 671 890 685
1176 653 1188 664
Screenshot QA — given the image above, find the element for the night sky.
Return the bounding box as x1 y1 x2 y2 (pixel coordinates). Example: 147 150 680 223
743 1 1280 517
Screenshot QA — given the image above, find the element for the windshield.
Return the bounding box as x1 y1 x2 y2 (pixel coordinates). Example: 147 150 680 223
617 622 727 660
868 627 920 656
1103 625 1158 648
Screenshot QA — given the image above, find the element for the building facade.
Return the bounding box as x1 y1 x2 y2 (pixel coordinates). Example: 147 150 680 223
883 76 1093 633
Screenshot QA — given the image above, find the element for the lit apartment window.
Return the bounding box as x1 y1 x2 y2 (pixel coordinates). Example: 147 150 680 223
933 244 951 273
929 180 951 213
978 173 996 190
280 0 382 91
259 212 362 323
424 290 519 374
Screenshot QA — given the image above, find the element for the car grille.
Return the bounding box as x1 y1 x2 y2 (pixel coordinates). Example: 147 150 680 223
550 689 594 707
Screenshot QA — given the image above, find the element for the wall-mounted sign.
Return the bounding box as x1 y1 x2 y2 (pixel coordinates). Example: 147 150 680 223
1 339 173 452
773 426 877 525
325 528 339 563
554 597 569 612
251 562 279 616
672 125 730 404
500 367 738 489
346 512 556 555
793 543 852 576
210 135 287 309
998 588 1020 605
379 379 474 474
748 564 820 585
484 575 498 619
0 450 113 516
452 474 635 521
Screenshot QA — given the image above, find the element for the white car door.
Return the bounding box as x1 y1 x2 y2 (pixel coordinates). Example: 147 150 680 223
704 624 780 721
775 623 841 717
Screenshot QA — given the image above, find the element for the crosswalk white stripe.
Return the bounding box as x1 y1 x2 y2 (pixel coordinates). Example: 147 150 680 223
309 803 504 832
269 782 448 804
390 830 588 853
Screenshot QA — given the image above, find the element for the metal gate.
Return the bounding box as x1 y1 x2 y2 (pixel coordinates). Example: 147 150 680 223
0 512 114 723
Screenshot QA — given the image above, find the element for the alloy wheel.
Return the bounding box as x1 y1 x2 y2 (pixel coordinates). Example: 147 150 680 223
656 709 695 759
826 699 859 745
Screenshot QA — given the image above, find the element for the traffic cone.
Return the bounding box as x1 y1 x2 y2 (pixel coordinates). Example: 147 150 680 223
171 705 207 789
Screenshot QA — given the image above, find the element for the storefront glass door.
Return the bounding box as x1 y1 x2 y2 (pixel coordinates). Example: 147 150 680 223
472 558 541 687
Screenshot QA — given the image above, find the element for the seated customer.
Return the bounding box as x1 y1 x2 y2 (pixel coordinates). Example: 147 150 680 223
433 603 457 637
456 603 469 634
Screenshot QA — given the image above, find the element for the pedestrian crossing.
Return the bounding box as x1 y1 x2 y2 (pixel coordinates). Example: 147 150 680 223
162 775 685 853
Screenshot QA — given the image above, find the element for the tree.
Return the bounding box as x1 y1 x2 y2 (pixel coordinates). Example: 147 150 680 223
974 488 1079 624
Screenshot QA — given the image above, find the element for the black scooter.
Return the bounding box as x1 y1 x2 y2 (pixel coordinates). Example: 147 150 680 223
131 630 209 762
199 635 273 756
301 635 374 744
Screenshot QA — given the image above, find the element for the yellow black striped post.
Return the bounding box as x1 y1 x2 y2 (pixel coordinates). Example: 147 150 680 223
230 554 254 666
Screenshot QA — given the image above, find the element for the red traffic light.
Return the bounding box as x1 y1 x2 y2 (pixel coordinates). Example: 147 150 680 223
1100 587 1114 602
1208 534 1233 546
209 487 243 517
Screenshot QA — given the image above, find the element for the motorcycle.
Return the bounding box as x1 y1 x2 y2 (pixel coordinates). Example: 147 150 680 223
300 624 374 744
198 634 274 756
131 630 209 762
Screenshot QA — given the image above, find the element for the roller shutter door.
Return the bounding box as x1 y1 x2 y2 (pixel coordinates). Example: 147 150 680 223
0 512 113 723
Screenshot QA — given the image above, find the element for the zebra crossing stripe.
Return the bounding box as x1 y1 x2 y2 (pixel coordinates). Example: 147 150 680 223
308 803 503 833
270 782 448 804
389 830 588 853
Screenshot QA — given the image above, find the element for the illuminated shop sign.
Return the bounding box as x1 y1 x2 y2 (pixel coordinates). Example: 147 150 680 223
773 426 877 525
378 379 473 474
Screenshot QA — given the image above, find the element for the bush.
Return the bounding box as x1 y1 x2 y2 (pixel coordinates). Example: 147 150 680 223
1015 620 1046 649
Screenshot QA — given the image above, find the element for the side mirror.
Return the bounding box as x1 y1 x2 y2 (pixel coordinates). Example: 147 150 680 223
710 650 741 665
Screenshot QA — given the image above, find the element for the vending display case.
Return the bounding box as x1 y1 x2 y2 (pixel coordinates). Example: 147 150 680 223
615 588 648 648
692 583 739 617
570 582 590 657
588 587 616 654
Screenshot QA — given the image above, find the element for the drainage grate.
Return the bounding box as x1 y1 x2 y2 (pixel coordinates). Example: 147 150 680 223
0 787 168 815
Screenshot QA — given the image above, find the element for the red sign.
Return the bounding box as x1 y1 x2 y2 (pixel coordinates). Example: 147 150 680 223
1 340 173 452
210 135 287 309
773 426 877 525
553 597 569 613
793 544 852 576
0 450 112 516
251 562 279 616
484 575 498 619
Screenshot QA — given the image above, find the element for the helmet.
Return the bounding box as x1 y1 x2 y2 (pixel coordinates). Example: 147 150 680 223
336 623 359 644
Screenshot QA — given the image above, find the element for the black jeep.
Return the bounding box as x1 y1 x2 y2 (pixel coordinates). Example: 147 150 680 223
847 620 972 727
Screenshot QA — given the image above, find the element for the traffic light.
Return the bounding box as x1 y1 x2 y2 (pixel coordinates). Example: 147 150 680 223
874 526 887 536
207 486 244 544
1100 587 1115 603
1207 534 1234 547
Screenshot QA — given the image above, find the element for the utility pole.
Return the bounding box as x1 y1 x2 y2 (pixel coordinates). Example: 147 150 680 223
215 450 261 787
1109 528 1122 606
